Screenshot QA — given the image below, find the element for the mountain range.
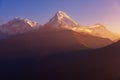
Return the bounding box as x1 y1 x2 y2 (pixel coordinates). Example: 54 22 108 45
0 11 119 50
1 11 120 80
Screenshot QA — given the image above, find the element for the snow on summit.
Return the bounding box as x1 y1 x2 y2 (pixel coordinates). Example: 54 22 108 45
0 11 119 42
45 11 79 29
0 18 40 35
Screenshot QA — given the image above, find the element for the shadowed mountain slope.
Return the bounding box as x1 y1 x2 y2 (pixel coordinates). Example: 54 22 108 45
0 28 114 59
0 40 120 80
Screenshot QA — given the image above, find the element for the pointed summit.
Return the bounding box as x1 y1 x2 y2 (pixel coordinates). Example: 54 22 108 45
45 11 79 29
55 11 72 21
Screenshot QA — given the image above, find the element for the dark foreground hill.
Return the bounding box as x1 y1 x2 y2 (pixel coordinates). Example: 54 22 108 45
0 30 119 80
0 41 120 80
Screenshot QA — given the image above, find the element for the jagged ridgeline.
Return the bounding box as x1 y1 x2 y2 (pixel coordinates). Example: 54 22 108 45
0 11 120 50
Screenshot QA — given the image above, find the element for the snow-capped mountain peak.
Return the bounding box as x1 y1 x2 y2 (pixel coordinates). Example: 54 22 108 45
9 18 39 28
24 18 40 28
45 11 79 29
56 11 72 21
0 18 40 35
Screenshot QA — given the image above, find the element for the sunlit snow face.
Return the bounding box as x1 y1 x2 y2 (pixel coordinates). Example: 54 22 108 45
56 11 70 20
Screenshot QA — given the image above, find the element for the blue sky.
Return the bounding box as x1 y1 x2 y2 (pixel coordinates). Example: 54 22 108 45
0 0 120 33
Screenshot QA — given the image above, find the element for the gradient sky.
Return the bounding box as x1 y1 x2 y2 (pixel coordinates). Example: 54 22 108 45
0 0 120 33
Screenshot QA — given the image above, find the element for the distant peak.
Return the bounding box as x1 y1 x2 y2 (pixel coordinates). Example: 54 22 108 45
55 11 70 19
95 23 104 27
44 11 79 29
90 23 106 29
56 10 65 14
4 18 40 28
57 11 64 14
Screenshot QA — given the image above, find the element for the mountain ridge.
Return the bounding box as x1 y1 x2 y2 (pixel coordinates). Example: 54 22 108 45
44 11 79 29
0 11 119 49
0 18 40 38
